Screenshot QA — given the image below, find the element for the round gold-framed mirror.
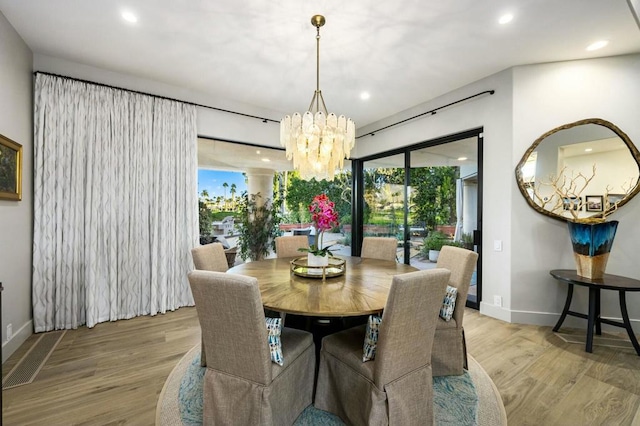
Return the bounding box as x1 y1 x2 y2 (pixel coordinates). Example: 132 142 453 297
515 118 640 222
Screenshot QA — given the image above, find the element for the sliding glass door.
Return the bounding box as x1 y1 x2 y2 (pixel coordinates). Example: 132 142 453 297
408 137 480 307
361 154 405 260
356 129 482 308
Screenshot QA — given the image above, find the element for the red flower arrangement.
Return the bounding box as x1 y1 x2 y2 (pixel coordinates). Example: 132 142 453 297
300 194 339 257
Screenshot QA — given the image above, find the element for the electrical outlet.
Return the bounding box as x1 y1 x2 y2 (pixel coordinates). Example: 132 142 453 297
7 323 13 340
493 295 502 307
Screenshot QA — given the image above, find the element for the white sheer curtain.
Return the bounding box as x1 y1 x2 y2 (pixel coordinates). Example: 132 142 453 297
32 74 198 332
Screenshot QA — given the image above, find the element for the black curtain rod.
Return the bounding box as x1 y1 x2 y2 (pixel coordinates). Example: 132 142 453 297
33 71 281 124
33 72 494 135
356 90 495 139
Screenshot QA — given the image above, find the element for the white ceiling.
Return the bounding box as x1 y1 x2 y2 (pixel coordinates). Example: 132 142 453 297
1 0 639 130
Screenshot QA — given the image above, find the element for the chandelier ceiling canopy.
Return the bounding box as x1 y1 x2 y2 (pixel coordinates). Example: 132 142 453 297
280 15 355 182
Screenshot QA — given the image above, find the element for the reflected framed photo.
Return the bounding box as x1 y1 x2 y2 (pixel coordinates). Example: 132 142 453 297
562 196 581 211
607 193 624 207
585 195 603 212
0 133 22 201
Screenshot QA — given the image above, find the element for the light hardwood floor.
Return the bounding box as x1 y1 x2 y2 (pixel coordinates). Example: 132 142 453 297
2 307 640 425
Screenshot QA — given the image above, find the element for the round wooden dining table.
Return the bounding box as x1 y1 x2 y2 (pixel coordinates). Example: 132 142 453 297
227 256 418 317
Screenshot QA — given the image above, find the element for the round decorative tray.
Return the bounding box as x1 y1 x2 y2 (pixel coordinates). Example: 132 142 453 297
290 256 346 279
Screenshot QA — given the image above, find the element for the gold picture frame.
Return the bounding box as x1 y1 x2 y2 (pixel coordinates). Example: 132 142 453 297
0 133 22 201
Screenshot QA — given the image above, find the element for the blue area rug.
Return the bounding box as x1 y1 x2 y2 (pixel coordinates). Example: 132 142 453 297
178 353 478 425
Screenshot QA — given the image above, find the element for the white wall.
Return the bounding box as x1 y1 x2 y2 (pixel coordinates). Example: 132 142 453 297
0 11 33 362
511 54 640 331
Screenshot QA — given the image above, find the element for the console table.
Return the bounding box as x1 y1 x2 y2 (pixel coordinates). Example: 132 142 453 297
550 269 640 356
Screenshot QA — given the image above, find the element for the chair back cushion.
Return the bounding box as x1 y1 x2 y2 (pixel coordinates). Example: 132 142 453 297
374 268 450 387
436 246 479 326
191 243 229 272
361 237 397 261
275 235 309 258
188 270 272 384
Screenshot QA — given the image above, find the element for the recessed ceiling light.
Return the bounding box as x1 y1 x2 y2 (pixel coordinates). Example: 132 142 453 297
498 13 513 25
586 40 608 51
256 150 261 154
262 158 271 162
458 157 468 161
360 92 370 101
585 148 593 152
121 10 138 23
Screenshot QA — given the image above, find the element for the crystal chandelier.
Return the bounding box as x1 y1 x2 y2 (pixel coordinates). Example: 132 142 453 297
280 15 355 182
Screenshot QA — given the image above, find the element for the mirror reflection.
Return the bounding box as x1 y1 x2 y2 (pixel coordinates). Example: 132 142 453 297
515 118 640 222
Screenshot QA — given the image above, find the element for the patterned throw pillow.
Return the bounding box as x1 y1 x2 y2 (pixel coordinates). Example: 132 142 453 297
440 285 458 321
362 314 382 362
265 317 283 366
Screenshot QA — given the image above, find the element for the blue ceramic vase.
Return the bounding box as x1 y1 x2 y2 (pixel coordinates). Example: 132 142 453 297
566 220 618 279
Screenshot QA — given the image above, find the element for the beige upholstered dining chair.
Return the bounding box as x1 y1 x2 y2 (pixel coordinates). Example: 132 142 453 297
190 242 229 272
274 235 311 323
190 243 229 367
188 270 315 425
432 245 479 376
275 235 310 258
361 236 398 261
314 268 450 425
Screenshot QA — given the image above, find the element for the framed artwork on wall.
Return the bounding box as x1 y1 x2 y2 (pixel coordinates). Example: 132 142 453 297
585 195 603 212
0 133 22 201
562 196 581 211
607 193 624 207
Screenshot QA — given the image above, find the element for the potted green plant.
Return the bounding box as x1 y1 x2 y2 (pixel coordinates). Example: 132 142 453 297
443 240 465 248
461 232 474 250
423 231 448 262
237 193 281 261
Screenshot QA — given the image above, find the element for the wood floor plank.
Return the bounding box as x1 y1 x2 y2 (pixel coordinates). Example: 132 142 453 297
584 349 640 397
3 308 200 425
632 405 640 426
496 347 591 423
464 309 640 426
3 306 640 425
544 374 640 425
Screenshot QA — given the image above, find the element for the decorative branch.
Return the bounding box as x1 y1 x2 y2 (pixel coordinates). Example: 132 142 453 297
533 164 632 223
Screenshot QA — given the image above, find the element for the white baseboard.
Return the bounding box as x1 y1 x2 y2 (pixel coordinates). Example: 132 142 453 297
508 309 640 335
2 319 33 364
479 301 511 322
477 304 639 335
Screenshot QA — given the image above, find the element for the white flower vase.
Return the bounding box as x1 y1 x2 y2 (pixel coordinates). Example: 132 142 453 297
308 253 329 267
